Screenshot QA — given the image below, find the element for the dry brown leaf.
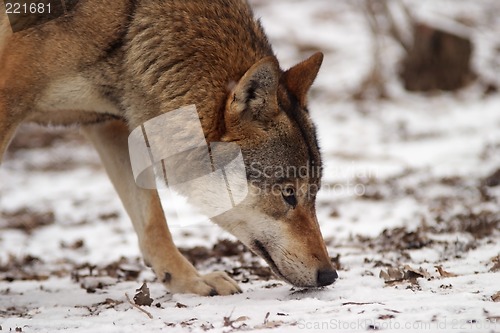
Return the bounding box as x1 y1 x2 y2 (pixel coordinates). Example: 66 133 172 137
180 318 197 327
379 267 404 282
378 314 395 320
380 265 430 284
201 323 214 331
435 265 458 278
389 267 405 280
379 270 390 280
404 265 431 279
262 321 284 328
492 291 500 302
223 314 249 328
133 283 154 306
490 256 500 272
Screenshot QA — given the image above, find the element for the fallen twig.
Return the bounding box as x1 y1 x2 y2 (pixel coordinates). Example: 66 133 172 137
125 293 153 319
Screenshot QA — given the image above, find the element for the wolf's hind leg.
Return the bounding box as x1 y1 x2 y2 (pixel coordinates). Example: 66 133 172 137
0 32 42 163
82 120 241 296
0 91 22 163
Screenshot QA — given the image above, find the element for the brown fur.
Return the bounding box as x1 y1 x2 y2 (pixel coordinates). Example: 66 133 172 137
0 0 336 295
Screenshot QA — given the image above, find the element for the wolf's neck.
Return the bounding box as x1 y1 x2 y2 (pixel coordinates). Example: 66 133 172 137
122 0 273 141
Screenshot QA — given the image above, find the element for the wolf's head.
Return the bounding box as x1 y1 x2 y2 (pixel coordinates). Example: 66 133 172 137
214 53 337 288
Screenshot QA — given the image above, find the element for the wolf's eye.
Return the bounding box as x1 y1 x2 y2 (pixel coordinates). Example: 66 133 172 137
282 186 297 208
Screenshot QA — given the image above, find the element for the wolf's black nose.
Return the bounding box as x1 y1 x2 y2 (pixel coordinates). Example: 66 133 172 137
317 269 338 286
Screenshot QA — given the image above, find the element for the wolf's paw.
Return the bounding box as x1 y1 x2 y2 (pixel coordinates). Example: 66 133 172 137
169 271 242 296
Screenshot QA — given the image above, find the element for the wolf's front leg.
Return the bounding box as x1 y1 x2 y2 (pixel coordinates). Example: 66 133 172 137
82 120 241 296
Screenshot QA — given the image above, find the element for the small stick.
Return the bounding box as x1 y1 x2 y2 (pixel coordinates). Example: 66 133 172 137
125 293 154 319
342 302 385 306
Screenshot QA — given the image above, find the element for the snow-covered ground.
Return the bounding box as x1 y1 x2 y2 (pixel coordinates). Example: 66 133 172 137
1 0 499 332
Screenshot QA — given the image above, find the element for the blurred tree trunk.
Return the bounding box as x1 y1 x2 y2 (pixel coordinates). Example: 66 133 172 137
359 0 477 97
400 23 476 92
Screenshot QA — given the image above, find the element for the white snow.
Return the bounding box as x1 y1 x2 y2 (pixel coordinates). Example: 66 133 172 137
1 0 499 332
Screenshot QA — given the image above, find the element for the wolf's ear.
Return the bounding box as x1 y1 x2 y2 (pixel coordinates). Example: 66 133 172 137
283 52 323 107
227 56 280 127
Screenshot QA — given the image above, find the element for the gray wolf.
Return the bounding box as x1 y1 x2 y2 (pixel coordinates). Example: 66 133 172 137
0 0 337 295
